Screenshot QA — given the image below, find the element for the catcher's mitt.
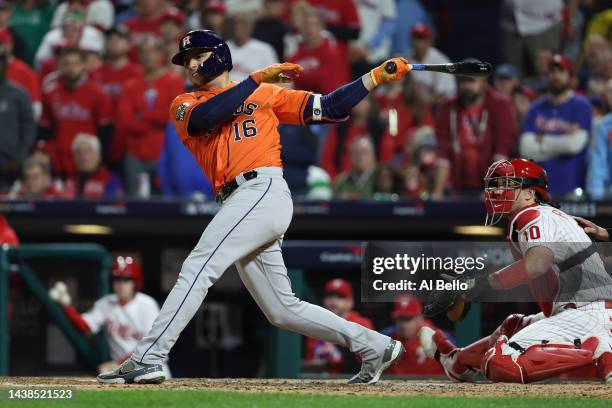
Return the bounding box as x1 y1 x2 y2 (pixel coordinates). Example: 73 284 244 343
422 271 488 321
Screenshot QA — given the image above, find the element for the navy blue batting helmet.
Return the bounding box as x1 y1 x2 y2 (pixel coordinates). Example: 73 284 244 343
171 30 232 82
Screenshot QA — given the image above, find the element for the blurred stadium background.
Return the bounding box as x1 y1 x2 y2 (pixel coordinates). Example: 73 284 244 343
1 0 611 381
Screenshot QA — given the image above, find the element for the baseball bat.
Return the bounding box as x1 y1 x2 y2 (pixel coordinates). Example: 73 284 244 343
384 59 493 77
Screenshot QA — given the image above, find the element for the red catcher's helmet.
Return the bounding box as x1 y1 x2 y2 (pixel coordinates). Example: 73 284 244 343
111 256 143 291
484 158 549 225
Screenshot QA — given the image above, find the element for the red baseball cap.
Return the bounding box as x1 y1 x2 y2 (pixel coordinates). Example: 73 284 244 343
0 28 12 45
324 279 354 300
548 54 573 74
391 294 422 318
161 8 185 26
411 22 432 39
204 0 226 13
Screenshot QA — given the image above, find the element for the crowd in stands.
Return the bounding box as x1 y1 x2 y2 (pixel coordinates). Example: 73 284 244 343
2 0 612 201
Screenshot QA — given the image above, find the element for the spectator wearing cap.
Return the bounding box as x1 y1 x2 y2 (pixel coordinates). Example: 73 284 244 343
433 63 517 197
0 28 41 120
39 47 113 177
116 35 184 195
402 126 437 199
186 0 226 33
349 0 396 76
0 0 27 62
390 0 431 56
123 0 176 46
0 47 35 189
50 0 115 32
520 54 592 196
587 78 612 201
64 133 123 199
227 12 278 82
9 0 55 66
253 0 289 62
409 22 456 105
287 6 347 95
90 26 144 174
493 63 519 96
380 295 445 376
500 0 565 78
34 11 104 68
303 278 373 374
159 9 185 76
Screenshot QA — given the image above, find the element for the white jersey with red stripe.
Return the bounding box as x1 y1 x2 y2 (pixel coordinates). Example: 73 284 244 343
82 293 170 375
506 203 612 328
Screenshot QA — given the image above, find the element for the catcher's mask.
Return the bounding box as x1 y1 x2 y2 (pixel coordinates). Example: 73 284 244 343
484 158 549 225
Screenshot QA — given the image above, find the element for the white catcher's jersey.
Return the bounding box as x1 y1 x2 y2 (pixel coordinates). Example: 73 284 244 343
507 204 612 324
82 293 160 361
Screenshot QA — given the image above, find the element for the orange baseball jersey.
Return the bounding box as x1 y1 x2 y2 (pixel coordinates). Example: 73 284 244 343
170 82 311 192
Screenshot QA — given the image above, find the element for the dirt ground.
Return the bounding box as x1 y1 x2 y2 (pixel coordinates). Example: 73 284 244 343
0 377 610 399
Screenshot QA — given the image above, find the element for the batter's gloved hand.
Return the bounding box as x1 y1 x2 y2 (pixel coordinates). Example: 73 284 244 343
250 63 304 84
369 57 411 86
49 281 72 306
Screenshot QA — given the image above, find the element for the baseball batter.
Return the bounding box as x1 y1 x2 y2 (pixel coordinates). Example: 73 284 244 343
50 256 170 377
98 30 409 384
419 158 612 383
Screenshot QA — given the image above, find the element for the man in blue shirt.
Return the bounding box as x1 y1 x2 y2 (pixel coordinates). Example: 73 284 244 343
519 54 592 196
587 79 612 200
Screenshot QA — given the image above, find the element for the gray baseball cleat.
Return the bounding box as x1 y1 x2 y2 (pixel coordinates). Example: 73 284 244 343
97 359 166 384
348 339 405 384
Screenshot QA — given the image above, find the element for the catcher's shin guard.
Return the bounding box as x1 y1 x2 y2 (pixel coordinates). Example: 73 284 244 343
596 352 612 383
452 313 531 370
482 336 598 383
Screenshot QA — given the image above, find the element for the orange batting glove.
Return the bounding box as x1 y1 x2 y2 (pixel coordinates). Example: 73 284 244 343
250 63 304 84
369 57 411 86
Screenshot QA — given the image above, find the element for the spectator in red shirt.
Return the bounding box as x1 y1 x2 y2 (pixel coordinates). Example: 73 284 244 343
321 96 384 179
7 156 64 199
287 6 347 94
122 0 171 45
304 278 373 374
186 0 226 33
432 71 518 198
64 133 123 199
307 0 360 77
116 35 184 195
0 0 27 62
90 26 144 170
39 47 114 177
0 28 41 121
382 295 445 376
159 9 185 76
0 215 19 245
377 75 434 164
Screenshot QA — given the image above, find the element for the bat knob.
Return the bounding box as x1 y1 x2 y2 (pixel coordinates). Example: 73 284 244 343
384 61 397 74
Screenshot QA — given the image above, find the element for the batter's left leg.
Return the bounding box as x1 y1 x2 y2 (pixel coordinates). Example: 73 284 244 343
236 240 401 383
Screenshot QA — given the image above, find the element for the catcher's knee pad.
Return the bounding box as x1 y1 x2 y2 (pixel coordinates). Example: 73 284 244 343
483 336 598 383
496 314 529 339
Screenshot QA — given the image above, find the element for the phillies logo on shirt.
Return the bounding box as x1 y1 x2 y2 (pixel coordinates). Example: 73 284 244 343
52 101 91 121
294 57 321 71
535 115 574 133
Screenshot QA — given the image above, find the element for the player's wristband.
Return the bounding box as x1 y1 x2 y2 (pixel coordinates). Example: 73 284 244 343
489 259 529 289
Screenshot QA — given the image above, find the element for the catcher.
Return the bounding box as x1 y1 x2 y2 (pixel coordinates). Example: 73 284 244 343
419 158 612 383
49 256 171 377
